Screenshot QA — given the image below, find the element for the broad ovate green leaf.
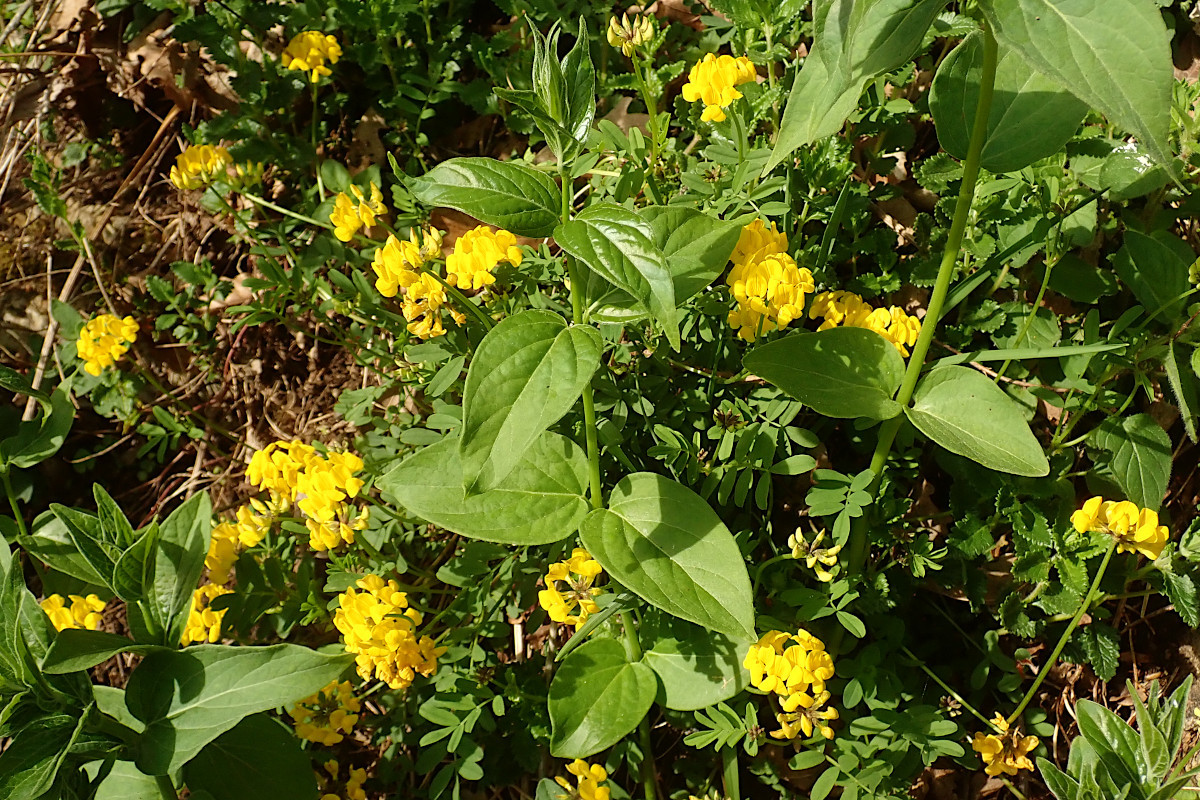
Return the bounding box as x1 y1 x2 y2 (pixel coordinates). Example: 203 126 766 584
905 366 1049 476
409 158 561 238
981 0 1175 169
459 310 601 494
743 328 906 420
548 638 657 758
1090 413 1171 510
640 610 750 711
379 432 589 545
579 473 755 640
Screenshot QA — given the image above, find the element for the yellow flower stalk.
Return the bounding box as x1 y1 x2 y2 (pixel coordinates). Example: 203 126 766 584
288 680 362 745
330 183 387 242
606 13 654 57
333 575 445 690
169 144 233 190
282 31 342 82
181 583 232 645
1071 496 1170 560
554 759 611 800
972 714 1038 776
681 53 757 122
445 225 523 291
537 548 605 627
40 594 106 632
76 314 138 376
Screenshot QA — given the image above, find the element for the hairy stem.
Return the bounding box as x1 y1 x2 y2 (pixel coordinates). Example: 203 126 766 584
844 24 999 581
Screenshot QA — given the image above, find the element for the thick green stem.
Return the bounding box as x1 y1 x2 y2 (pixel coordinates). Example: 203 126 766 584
155 775 179 800
621 612 658 800
1 468 27 539
844 25 998 580
1007 542 1116 726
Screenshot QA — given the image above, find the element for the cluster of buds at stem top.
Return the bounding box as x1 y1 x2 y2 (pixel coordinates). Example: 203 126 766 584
606 13 654 57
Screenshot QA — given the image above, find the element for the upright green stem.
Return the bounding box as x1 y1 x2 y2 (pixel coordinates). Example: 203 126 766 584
561 167 604 509
1 469 27 539
721 744 741 800
1007 541 1116 725
312 84 326 201
843 25 999 580
621 611 658 800
155 775 179 800
762 23 780 135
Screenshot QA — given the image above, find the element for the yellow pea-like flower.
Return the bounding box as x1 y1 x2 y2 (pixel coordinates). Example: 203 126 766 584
76 314 138 376
681 53 757 123
282 31 342 83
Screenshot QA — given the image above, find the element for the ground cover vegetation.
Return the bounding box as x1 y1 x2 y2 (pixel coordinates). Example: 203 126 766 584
2 0 1200 798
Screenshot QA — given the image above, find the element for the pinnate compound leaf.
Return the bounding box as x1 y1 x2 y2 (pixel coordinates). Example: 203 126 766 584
641 610 750 711
743 328 905 420
981 0 1175 169
930 30 1088 172
555 203 678 350
1090 413 1171 510
379 432 589 545
460 310 602 494
125 643 352 774
409 158 561 238
182 714 317 800
579 473 756 640
767 0 947 173
42 629 167 675
548 638 657 758
905 366 1049 476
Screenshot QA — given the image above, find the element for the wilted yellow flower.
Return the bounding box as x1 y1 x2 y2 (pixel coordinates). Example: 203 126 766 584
181 583 232 645
330 183 387 242
788 529 842 582
771 689 840 740
371 228 444 297
538 548 605 627
972 714 1038 777
554 759 611 800
40 594 105 632
1071 496 1170 560
808 290 922 356
169 144 233 190
681 53 756 122
289 680 362 746
606 13 654 57
282 31 342 82
334 575 445 690
76 314 138 376
445 226 522 291
318 760 367 800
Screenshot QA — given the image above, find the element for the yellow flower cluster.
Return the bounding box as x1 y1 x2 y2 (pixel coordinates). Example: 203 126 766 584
169 144 232 190
246 441 367 552
1071 496 1170 560
808 290 922 356
606 13 654 57
554 759 610 800
726 220 814 342
77 314 137 376
744 629 839 740
681 53 757 122
334 575 444 690
537 548 605 627
787 529 842 583
206 503 272 584
318 759 367 800
445 225 523 291
282 31 342 82
40 594 105 632
330 183 387 242
371 229 466 340
288 680 361 746
181 583 231 645
972 714 1038 777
